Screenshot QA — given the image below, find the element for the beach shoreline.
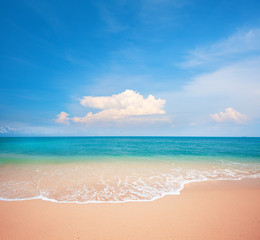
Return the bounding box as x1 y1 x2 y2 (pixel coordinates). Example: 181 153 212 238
1 178 259 240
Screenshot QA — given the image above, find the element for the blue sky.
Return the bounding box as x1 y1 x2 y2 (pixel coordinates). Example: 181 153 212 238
1 0 260 136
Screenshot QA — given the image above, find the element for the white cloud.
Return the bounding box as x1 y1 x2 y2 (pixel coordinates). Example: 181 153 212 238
182 58 260 98
162 57 260 128
182 28 260 68
210 108 248 124
0 126 16 134
73 89 166 124
55 112 70 124
0 127 8 133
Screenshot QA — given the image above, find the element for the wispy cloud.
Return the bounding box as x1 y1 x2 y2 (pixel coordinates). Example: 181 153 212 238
182 57 260 98
0 126 16 134
162 57 260 127
23 0 63 31
139 0 187 25
210 108 248 124
181 28 260 68
6 56 39 68
97 1 127 33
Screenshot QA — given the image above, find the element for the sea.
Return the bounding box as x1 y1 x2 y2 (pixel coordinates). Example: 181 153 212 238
0 137 259 203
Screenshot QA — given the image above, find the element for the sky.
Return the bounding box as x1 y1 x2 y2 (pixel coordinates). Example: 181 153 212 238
0 0 260 136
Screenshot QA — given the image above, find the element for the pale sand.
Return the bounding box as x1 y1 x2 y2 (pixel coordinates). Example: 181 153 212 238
0 179 260 240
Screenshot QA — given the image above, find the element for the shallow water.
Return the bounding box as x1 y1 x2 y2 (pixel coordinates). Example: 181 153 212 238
0 137 259 203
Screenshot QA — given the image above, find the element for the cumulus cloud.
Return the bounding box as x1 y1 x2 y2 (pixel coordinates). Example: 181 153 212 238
73 90 166 124
210 108 248 124
55 112 70 124
80 89 165 114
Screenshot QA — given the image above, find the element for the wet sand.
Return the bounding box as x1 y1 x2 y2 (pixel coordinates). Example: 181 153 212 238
0 179 260 240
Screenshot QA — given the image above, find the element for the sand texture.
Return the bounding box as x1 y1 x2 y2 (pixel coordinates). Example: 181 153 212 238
0 179 260 240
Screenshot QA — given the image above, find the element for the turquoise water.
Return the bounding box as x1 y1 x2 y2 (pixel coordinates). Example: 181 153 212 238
0 137 260 162
0 137 259 203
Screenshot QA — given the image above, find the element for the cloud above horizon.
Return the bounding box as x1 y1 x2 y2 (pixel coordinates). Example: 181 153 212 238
182 28 260 68
210 108 248 124
0 126 16 134
55 112 70 125
56 90 167 125
162 57 260 131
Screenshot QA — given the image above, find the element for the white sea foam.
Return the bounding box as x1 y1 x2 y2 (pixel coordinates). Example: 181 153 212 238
0 160 259 203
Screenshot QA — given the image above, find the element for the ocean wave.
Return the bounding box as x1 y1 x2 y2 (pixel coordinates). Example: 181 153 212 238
0 161 259 203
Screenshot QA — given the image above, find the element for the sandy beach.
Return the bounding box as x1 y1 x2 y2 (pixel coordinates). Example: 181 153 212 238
0 178 259 240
